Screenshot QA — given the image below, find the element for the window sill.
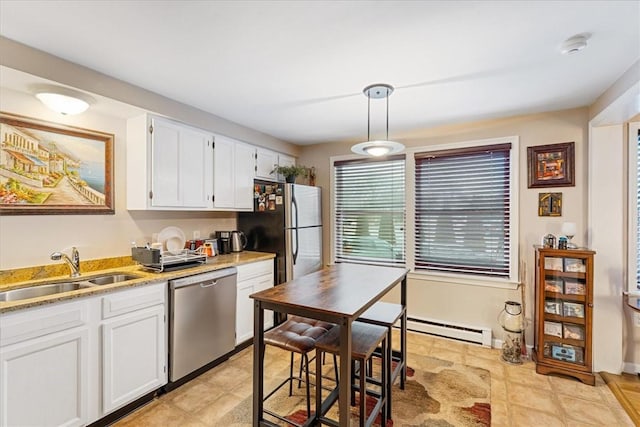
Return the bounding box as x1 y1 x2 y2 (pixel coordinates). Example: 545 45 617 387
408 270 520 290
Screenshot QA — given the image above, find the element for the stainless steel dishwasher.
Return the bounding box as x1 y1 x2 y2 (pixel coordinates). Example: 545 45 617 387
169 267 237 382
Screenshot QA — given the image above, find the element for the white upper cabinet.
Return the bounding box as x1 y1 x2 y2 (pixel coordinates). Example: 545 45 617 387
212 135 254 211
234 141 256 210
127 113 294 210
255 147 278 181
150 117 213 208
255 148 296 182
212 135 235 209
127 114 213 210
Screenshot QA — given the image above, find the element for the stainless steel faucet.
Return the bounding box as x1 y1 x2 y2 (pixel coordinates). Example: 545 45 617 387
50 247 81 278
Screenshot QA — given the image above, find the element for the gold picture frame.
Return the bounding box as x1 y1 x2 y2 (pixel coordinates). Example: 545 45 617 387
538 192 562 217
0 112 114 215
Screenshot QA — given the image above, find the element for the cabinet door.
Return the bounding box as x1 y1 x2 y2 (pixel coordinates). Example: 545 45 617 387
0 328 89 427
236 260 275 345
102 304 166 414
180 127 213 208
234 142 256 210
151 117 213 208
236 280 254 345
255 148 278 181
213 135 235 208
151 118 181 207
235 276 275 345
255 274 275 330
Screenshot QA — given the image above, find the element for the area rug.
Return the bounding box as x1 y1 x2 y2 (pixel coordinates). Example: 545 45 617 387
218 354 491 426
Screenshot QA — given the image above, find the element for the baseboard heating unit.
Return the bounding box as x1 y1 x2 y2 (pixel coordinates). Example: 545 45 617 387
407 316 492 347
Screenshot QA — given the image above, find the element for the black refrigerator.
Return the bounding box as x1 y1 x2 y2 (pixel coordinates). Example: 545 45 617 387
238 180 323 287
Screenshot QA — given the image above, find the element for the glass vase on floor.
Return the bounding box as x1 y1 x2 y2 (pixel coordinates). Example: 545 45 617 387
501 329 523 364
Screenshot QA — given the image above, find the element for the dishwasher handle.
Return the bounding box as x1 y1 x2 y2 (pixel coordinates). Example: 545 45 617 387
169 267 237 290
200 280 218 288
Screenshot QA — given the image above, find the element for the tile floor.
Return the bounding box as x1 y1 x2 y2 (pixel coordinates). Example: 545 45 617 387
114 330 633 426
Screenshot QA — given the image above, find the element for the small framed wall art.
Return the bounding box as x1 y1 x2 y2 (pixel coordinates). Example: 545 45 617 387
527 142 575 188
538 192 562 217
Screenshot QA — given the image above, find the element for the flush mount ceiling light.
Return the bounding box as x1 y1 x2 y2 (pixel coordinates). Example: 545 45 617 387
33 85 95 115
351 83 405 157
560 34 589 55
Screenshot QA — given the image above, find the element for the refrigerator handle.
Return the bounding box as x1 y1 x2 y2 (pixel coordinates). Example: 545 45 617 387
292 193 299 263
293 227 299 264
291 191 299 229
291 191 298 265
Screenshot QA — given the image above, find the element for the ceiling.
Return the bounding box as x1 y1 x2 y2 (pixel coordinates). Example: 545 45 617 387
0 1 639 145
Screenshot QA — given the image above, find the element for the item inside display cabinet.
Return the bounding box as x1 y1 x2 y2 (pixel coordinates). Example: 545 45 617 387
551 344 584 364
563 324 585 340
544 279 563 293
563 258 586 272
544 300 562 315
563 279 586 295
544 257 564 271
563 302 585 318
544 321 562 337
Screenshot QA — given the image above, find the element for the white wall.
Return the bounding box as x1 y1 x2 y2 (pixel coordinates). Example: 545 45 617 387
589 125 625 373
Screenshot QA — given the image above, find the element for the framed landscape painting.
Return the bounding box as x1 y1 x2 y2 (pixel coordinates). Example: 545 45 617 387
527 142 575 188
0 112 114 215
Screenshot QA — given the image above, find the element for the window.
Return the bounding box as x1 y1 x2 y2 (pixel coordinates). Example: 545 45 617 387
414 143 512 277
334 156 405 266
631 122 640 290
636 128 640 288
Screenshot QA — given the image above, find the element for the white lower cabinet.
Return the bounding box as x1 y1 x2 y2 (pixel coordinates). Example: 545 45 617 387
236 259 275 345
0 281 167 427
0 299 91 427
101 283 167 415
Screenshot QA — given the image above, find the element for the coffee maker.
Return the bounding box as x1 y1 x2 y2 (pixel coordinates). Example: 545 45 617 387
215 231 232 254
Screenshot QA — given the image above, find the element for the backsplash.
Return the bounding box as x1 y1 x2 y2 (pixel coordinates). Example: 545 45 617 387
0 255 135 285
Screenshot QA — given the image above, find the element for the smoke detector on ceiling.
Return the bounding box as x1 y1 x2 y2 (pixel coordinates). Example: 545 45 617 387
560 34 589 55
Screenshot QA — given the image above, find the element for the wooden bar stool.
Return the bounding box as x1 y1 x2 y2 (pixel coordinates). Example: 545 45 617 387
359 301 407 416
263 316 335 426
314 321 388 427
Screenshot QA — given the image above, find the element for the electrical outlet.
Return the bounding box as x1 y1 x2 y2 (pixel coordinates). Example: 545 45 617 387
193 230 200 239
635 313 640 328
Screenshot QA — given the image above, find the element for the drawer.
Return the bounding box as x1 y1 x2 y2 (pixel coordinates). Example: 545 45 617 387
236 259 274 282
102 282 166 320
0 299 89 347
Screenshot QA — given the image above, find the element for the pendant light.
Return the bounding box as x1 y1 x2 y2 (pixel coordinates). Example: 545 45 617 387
351 83 404 157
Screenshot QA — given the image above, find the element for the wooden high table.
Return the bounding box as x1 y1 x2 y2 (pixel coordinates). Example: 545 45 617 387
251 263 409 426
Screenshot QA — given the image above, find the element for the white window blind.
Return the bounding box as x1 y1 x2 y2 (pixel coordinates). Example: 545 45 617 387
414 143 511 277
334 156 405 266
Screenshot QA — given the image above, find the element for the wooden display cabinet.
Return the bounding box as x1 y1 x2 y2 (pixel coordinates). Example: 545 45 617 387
533 246 595 385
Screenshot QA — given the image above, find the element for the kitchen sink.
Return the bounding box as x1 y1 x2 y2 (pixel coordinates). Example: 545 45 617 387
0 282 94 302
86 273 142 285
0 272 143 302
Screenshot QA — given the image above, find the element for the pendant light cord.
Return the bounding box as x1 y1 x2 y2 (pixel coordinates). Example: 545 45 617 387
367 93 371 142
386 87 389 141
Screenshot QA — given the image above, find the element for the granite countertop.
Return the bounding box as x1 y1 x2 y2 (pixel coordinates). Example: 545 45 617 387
0 251 275 314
